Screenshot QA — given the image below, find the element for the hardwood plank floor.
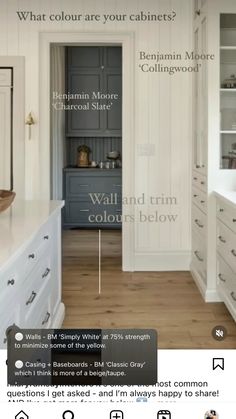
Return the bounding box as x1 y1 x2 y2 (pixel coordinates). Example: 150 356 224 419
62 230 236 349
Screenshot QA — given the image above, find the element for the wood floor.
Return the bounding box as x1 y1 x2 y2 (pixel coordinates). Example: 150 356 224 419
62 230 236 349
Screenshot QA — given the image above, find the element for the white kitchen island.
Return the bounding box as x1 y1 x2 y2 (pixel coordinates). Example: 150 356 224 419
215 191 236 322
0 200 65 348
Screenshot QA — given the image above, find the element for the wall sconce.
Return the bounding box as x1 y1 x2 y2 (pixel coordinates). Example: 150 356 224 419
25 112 35 140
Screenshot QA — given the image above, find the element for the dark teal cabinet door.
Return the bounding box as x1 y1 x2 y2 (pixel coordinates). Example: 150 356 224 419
66 46 122 137
67 72 103 134
105 72 122 133
63 169 122 229
67 46 101 69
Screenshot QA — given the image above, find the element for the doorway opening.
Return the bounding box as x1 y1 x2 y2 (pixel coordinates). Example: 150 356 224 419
41 32 135 273
50 43 123 302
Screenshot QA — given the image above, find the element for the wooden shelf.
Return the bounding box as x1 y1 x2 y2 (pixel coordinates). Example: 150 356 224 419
220 88 236 92
220 46 236 50
220 130 236 134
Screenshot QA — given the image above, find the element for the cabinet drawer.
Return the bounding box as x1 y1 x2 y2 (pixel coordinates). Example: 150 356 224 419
217 254 236 289
216 198 236 234
192 171 207 193
0 309 19 349
192 204 207 237
217 221 236 271
192 187 207 213
192 231 207 283
217 254 236 317
0 238 50 306
66 174 122 197
23 282 52 329
16 222 52 282
20 257 52 325
0 222 52 298
0 266 20 301
65 200 122 225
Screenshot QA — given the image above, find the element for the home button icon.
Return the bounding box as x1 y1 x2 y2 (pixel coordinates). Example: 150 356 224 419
15 411 29 419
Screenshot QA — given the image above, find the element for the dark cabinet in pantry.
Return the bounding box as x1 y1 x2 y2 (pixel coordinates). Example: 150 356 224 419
63 168 122 228
66 46 122 137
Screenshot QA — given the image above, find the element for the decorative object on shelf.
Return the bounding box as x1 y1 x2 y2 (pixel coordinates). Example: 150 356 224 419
77 144 91 167
25 112 36 140
0 190 16 212
107 150 121 168
221 74 236 88
107 150 120 160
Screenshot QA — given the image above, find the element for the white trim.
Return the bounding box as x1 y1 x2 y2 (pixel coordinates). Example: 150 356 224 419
52 303 65 328
134 251 191 271
39 31 135 271
0 57 25 198
218 286 236 322
190 265 222 302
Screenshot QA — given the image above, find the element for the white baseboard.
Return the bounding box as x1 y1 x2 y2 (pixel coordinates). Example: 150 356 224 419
52 302 65 328
205 289 222 303
131 251 191 271
190 265 222 302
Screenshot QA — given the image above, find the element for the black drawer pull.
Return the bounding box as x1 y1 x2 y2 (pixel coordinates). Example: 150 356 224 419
193 177 197 180
193 194 198 197
7 279 15 286
196 9 201 16
42 311 51 325
233 219 236 223
195 219 204 228
196 164 201 168
26 291 37 305
231 249 236 257
42 268 50 279
218 273 226 283
218 235 226 243
44 235 49 240
230 291 236 302
200 200 205 204
28 253 35 259
194 250 203 262
200 181 205 185
219 208 224 212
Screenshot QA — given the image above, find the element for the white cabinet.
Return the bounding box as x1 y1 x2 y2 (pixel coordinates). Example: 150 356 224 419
194 0 207 21
193 8 207 174
191 0 236 303
191 3 209 299
216 193 236 321
220 14 236 169
0 201 65 348
0 69 12 190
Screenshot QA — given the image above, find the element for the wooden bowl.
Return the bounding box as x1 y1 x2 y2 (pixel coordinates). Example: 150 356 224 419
0 190 16 213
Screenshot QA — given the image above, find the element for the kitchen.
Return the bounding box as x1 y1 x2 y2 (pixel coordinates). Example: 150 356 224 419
1 0 236 349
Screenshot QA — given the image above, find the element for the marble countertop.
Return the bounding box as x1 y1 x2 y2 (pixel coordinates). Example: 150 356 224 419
0 200 64 269
214 190 236 206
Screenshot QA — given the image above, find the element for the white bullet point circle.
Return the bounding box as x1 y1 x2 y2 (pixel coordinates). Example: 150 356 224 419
15 333 24 341
15 360 23 369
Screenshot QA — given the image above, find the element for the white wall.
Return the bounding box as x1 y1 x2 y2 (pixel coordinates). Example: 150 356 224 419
0 0 193 270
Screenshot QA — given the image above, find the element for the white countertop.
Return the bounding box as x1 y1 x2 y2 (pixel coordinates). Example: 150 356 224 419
214 190 236 206
0 200 64 269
